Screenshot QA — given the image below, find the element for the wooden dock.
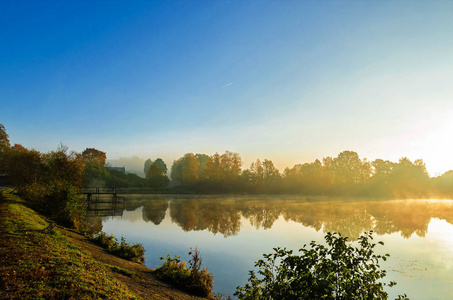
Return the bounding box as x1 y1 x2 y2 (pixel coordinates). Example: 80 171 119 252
81 187 126 217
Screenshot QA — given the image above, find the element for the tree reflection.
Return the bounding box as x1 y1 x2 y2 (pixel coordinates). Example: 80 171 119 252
108 195 453 240
170 199 242 237
84 216 103 234
142 199 168 225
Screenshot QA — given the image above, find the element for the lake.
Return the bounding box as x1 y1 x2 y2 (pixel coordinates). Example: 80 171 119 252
90 195 453 299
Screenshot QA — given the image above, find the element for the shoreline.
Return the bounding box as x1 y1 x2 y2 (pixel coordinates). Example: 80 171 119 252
0 190 208 300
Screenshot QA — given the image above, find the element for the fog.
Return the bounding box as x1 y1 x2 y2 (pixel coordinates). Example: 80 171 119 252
106 156 145 177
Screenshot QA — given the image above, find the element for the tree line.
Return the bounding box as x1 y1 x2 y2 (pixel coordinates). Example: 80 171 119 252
1 124 452 200
0 125 86 228
168 150 452 198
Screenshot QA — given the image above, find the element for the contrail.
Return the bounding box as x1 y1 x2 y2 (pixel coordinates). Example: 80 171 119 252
223 82 233 88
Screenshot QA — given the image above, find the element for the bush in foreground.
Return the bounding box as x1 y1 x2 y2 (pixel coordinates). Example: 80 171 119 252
155 248 214 298
235 231 409 300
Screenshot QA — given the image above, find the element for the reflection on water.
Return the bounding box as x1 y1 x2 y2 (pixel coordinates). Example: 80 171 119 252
90 195 453 299
91 195 453 240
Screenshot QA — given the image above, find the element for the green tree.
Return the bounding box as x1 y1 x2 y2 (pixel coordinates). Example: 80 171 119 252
171 158 183 183
283 159 330 194
331 150 370 185
262 159 280 183
388 157 430 198
144 158 153 176
144 158 168 176
153 158 168 175
372 159 395 178
431 170 453 197
235 231 407 300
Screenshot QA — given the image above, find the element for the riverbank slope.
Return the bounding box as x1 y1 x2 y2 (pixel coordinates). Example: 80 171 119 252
0 190 207 300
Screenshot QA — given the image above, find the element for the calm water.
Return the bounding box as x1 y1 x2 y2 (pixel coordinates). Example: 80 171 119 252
92 195 453 299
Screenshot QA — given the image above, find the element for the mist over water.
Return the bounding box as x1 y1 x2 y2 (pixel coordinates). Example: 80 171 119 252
93 195 453 299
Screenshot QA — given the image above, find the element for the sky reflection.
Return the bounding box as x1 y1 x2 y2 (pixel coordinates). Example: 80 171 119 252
98 195 453 298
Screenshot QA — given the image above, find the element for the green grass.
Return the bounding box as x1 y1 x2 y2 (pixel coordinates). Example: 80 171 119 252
108 265 139 278
0 190 140 299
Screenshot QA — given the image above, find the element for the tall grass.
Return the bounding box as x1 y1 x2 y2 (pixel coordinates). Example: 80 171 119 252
154 248 214 298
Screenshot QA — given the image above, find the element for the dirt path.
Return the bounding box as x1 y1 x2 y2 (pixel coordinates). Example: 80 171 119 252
57 226 208 300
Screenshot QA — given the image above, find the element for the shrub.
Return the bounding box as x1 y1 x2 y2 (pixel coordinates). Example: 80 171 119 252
46 182 87 229
92 232 117 249
235 231 408 300
155 248 214 297
109 237 146 264
91 232 145 264
155 254 191 287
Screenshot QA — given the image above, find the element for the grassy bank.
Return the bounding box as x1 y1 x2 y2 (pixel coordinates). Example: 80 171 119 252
0 190 140 299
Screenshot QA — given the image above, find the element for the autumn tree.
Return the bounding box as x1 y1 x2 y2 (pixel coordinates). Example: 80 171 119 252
82 148 106 166
182 153 199 185
2 144 45 192
44 148 86 228
0 124 11 172
196 153 210 178
82 148 108 185
204 153 222 182
246 159 280 193
3 143 86 228
171 153 199 185
46 149 85 189
220 151 242 184
0 124 10 155
146 164 170 190
201 151 242 191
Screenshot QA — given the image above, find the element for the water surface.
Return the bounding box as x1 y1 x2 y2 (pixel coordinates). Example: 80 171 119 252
93 195 453 299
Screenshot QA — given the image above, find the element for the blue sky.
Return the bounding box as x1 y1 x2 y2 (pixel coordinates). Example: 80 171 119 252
1 0 452 176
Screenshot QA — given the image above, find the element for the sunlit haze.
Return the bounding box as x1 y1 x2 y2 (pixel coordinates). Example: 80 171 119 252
1 1 452 176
